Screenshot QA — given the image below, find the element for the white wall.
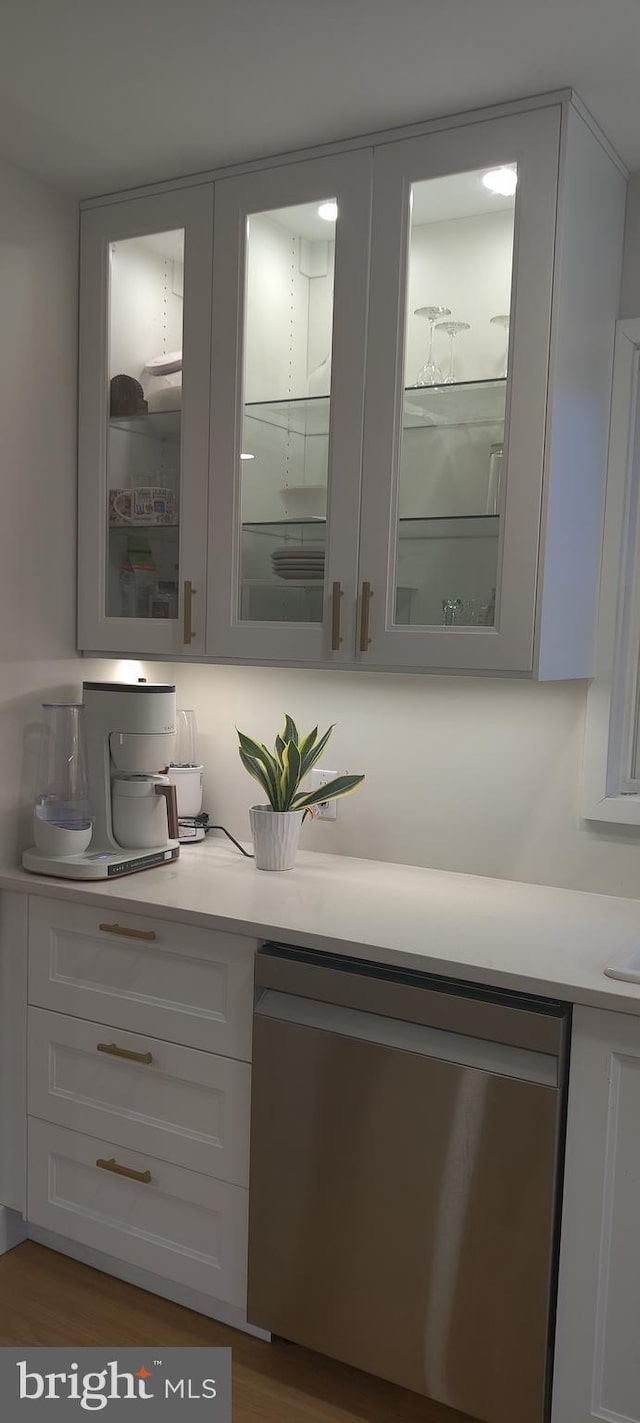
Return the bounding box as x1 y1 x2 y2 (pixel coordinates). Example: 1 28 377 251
0 155 99 864
405 208 514 384
123 659 640 898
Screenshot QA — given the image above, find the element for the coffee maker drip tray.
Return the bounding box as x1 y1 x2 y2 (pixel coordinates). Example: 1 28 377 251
22 843 180 880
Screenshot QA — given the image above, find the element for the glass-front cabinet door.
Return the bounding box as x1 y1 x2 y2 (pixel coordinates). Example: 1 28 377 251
207 150 372 662
357 107 561 672
78 186 213 654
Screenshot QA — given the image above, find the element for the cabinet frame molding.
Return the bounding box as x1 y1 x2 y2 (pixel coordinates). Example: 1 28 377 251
584 318 640 823
80 90 625 213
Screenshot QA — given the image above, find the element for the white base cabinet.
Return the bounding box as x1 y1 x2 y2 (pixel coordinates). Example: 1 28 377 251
22 895 256 1324
11 884 640 1403
552 1006 640 1422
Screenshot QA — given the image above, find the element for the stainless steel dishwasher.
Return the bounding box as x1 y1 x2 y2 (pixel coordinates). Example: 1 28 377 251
248 944 569 1423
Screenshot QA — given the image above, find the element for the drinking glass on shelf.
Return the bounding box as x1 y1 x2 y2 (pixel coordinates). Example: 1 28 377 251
436 321 471 385
414 305 451 386
442 597 464 626
442 596 493 627
490 314 510 378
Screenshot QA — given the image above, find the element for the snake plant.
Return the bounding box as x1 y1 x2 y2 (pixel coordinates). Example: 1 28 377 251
238 714 364 812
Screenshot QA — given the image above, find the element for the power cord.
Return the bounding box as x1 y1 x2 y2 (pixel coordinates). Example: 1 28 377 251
178 812 254 858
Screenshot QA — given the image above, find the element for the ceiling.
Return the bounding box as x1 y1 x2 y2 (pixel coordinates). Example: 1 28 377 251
1 0 639 199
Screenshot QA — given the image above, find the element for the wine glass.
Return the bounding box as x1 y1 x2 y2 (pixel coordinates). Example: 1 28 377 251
490 314 510 378
414 305 451 386
436 321 471 385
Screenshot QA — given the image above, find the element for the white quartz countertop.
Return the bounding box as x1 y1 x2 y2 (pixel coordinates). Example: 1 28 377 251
4 838 640 1013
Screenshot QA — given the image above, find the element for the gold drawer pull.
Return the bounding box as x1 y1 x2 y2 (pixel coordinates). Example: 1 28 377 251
96 1157 151 1185
98 922 156 942
359 580 373 653
97 1042 153 1066
331 580 343 651
183 579 196 644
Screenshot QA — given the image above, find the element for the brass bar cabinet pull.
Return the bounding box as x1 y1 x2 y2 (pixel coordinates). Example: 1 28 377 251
183 579 195 644
97 1042 153 1066
96 1157 152 1185
331 580 343 651
98 922 156 942
359 581 373 653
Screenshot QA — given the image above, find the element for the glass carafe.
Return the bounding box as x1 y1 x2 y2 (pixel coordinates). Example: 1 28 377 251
172 708 200 766
33 703 92 855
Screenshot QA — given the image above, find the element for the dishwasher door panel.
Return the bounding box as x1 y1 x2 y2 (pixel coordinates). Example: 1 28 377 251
248 1014 561 1423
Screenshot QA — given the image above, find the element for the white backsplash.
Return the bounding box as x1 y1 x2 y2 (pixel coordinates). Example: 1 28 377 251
81 658 639 900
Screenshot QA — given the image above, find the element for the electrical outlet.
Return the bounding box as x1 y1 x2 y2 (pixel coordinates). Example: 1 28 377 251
309 768 338 820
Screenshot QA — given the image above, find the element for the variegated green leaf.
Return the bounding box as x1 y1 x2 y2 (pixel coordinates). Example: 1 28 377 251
281 739 301 810
279 741 290 804
283 714 299 747
300 723 335 777
239 748 275 804
298 725 318 772
237 732 281 808
293 773 365 809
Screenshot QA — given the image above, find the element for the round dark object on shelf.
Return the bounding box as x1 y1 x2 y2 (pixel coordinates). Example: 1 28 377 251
110 374 148 417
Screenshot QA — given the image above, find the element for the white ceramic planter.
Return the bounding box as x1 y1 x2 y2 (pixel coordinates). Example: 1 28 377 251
250 806 305 871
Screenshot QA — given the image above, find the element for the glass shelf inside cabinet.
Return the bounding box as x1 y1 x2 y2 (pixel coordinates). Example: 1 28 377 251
244 397 329 437
109 410 181 440
398 514 499 539
242 380 506 439
242 516 498 540
108 522 179 535
402 379 506 428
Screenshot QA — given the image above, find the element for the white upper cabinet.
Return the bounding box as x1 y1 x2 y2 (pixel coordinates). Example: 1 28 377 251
207 150 372 664
77 94 626 675
357 103 625 674
358 109 557 672
78 186 213 655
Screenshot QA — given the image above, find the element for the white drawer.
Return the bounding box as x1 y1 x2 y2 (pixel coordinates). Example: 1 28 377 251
28 1118 248 1307
28 1007 250 1184
28 897 255 1058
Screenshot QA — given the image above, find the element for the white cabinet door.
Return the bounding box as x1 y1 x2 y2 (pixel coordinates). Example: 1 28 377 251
207 150 372 664
28 1007 251 1184
78 184 213 656
0 893 27 1215
29 1118 248 1307
357 107 560 672
552 1005 640 1423
28 897 255 1059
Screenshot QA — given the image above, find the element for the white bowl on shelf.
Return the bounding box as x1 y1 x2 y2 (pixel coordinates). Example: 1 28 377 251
278 485 326 520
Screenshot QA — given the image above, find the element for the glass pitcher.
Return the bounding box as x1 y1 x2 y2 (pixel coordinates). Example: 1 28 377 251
33 703 92 855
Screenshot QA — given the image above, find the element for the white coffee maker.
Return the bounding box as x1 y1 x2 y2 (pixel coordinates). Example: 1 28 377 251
23 681 180 880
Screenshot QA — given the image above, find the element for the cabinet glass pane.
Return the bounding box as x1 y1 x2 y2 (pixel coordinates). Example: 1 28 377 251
240 200 336 622
107 229 183 620
395 167 516 628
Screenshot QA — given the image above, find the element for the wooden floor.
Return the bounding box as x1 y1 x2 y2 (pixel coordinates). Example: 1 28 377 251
0 1243 473 1422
